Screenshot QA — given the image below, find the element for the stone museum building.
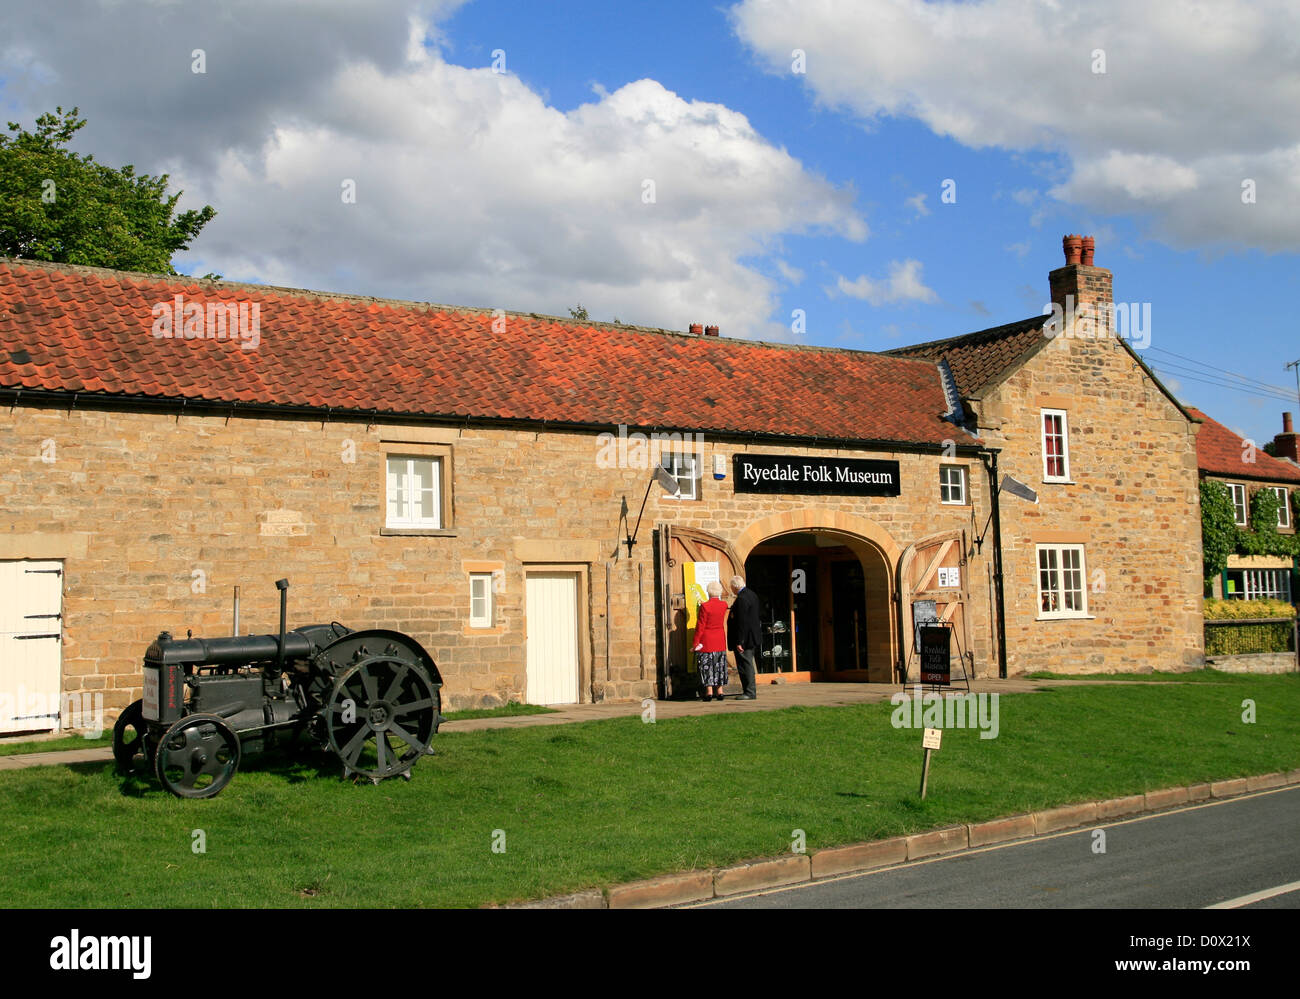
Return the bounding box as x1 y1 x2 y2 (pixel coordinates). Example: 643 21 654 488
0 236 1205 728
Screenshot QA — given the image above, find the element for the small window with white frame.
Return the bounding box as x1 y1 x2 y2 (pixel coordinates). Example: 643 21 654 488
1228 483 1248 527
1036 544 1088 618
386 455 442 528
469 573 493 628
939 465 967 505
659 452 699 500
1273 487 1291 529
1041 409 1070 481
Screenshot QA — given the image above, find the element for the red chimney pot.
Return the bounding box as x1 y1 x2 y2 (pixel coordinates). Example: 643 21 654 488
704 325 720 337
689 323 703 335
1080 236 1095 266
1285 412 1294 434
1062 234 1083 266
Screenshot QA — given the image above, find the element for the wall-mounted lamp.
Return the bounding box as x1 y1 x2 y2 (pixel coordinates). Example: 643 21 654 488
623 465 681 557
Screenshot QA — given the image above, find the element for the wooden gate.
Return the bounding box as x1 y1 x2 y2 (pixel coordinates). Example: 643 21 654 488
897 531 974 683
654 526 742 697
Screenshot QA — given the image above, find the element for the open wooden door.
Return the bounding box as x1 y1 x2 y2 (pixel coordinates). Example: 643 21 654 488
654 526 742 698
897 530 974 683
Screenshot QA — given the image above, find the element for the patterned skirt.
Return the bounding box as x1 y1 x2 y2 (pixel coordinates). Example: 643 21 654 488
697 650 728 688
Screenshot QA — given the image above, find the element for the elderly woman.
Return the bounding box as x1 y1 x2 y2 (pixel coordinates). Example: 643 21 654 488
693 580 730 702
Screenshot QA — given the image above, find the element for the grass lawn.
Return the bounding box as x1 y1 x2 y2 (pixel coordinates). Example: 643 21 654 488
1022 668 1244 683
0 673 1296 908
441 702 556 722
0 733 114 757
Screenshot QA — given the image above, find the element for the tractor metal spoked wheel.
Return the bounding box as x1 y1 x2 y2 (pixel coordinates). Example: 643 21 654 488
326 657 437 783
155 713 241 799
112 699 155 776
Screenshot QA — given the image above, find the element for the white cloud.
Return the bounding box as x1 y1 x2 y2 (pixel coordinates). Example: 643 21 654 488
3 1 866 338
832 259 937 305
731 0 1300 250
776 259 805 283
904 192 929 216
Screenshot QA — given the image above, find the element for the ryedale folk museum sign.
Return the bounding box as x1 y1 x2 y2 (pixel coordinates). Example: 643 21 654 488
732 454 901 497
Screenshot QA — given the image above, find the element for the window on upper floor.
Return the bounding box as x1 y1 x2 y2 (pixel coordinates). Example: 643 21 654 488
1228 483 1248 527
659 452 700 500
939 465 967 505
386 455 442 529
1041 409 1070 482
1273 487 1291 530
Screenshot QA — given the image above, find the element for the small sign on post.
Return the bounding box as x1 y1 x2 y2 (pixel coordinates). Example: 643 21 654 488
919 727 942 799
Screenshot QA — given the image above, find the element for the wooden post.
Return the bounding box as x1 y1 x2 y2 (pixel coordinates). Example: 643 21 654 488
919 748 932 799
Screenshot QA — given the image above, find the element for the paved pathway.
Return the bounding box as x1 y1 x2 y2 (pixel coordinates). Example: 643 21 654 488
0 676 1192 770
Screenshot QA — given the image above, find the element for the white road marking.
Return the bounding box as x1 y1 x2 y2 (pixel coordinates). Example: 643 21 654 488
1206 879 1300 909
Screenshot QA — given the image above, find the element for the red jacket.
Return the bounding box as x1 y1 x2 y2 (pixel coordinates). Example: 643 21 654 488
694 597 728 653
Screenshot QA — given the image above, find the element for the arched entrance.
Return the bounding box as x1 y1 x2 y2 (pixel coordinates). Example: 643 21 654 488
654 512 902 696
735 510 899 684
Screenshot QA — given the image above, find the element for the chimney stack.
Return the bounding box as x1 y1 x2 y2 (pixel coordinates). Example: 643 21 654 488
1275 411 1299 463
704 325 720 337
1049 233 1113 335
689 323 703 335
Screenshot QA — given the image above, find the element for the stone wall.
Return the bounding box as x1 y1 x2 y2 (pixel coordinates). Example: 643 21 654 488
975 324 1204 674
0 401 993 714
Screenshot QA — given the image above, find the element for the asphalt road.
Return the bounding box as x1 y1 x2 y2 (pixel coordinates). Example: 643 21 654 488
693 786 1300 909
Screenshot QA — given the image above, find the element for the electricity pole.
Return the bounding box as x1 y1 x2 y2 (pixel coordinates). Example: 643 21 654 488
1289 359 1300 408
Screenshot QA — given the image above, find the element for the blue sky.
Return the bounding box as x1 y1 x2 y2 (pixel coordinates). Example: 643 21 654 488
3 0 1298 448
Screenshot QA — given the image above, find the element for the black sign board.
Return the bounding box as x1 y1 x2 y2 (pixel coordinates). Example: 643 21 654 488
919 625 951 686
733 454 901 496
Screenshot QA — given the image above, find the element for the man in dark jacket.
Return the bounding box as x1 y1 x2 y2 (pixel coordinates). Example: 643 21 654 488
727 575 762 699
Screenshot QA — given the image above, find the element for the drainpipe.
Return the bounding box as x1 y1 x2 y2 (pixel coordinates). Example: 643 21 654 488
982 451 1008 679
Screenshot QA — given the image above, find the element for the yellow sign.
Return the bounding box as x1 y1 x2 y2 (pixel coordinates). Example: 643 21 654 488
683 562 720 673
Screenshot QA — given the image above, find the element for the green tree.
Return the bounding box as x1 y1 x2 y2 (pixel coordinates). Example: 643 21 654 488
0 107 215 274
1199 480 1237 582
568 304 589 321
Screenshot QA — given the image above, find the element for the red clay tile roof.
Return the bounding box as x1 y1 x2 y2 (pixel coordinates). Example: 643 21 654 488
0 258 972 448
884 315 1050 400
1186 407 1300 484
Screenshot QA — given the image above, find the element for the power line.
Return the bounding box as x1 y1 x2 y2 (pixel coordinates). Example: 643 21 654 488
1145 346 1297 397
1148 364 1298 405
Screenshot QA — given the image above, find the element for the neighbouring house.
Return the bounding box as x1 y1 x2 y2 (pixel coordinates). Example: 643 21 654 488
1189 408 1300 602
0 235 1205 733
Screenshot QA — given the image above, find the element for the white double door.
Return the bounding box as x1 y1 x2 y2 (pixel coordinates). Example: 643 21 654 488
525 571 579 705
0 560 64 734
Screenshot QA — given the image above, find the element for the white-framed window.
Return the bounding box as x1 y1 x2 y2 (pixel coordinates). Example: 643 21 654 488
1228 483 1248 527
939 465 967 505
1224 568 1291 602
469 573 493 628
1041 409 1070 481
1273 487 1291 529
1036 544 1088 618
659 453 699 500
386 455 441 528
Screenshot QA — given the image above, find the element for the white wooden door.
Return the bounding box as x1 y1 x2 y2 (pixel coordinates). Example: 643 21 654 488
525 572 579 704
0 560 64 734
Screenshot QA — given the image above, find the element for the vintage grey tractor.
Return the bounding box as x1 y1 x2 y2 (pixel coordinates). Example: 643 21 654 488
112 579 444 798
